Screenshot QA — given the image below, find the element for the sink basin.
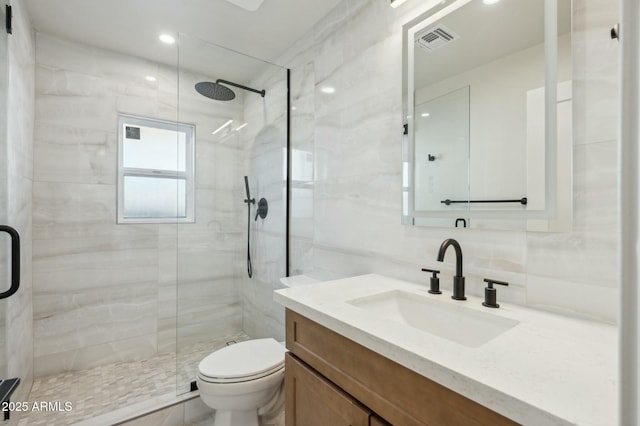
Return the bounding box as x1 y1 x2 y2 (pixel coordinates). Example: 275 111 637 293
346 290 519 347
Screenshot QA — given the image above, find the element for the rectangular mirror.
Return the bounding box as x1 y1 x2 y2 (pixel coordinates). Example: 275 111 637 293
402 0 572 231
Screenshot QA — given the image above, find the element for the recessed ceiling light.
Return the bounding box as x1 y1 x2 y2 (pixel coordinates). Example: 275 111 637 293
321 86 336 94
145 76 157 82
212 119 233 135
482 0 500 4
223 0 264 11
390 0 408 8
421 113 430 117
235 123 248 131
159 34 176 45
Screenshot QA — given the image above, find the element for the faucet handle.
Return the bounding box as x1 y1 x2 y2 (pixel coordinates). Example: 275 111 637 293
421 268 441 294
482 278 509 308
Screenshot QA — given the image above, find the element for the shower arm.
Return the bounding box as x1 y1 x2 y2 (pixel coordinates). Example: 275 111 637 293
217 79 265 98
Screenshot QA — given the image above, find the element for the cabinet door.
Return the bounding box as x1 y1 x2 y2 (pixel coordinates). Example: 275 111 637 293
285 353 371 426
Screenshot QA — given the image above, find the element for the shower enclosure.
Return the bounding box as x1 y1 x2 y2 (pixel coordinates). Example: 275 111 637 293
174 33 289 395
13 26 288 424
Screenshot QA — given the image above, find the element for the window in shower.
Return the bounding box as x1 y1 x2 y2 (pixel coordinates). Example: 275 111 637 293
117 114 195 223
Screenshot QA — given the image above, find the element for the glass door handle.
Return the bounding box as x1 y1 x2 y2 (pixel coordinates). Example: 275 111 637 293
0 226 19 300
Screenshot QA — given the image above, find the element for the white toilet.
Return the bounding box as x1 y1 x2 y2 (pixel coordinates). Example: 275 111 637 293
196 338 287 426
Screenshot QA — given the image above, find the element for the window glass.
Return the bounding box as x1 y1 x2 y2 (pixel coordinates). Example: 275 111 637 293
123 176 186 219
123 126 187 172
117 114 194 223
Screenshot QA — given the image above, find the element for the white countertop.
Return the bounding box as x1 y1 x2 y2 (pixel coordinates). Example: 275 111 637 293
274 274 617 426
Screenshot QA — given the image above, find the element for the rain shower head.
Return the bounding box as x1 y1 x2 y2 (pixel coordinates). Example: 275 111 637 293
195 79 265 101
195 81 236 101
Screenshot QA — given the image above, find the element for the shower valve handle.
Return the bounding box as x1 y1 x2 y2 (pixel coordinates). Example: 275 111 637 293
255 198 268 221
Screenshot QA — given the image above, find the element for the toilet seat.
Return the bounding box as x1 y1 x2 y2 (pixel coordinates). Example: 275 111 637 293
198 364 284 384
198 338 286 384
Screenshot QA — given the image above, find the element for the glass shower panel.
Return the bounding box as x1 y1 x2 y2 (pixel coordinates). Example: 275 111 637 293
176 33 288 395
0 4 9 379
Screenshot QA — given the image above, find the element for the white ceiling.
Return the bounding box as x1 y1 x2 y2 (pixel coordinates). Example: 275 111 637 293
24 0 342 78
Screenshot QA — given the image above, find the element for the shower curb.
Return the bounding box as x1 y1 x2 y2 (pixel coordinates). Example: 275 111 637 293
72 390 201 426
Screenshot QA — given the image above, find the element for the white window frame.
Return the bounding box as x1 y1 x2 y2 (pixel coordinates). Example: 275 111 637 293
117 114 195 224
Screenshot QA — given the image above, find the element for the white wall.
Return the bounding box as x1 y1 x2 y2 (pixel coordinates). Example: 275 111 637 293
282 0 618 323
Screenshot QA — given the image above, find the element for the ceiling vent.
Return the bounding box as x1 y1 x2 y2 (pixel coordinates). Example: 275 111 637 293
415 25 460 52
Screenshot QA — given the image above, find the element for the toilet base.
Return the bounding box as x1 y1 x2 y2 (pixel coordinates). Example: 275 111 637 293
214 409 259 426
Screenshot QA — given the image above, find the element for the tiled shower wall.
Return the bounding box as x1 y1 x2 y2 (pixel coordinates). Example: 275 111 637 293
32 34 245 377
240 68 289 341
283 0 619 323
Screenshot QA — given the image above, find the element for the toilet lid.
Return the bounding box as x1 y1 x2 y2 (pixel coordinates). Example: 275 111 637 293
198 338 286 381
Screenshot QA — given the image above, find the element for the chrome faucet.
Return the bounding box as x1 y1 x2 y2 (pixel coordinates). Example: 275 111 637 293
436 238 466 300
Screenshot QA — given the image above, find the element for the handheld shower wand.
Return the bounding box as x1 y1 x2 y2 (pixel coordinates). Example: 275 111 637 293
244 176 255 278
244 176 253 203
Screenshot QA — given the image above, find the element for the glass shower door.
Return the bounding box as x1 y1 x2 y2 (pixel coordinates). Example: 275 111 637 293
0 4 10 379
175 33 288 395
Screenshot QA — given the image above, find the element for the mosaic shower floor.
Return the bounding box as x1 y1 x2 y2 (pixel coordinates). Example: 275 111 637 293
11 332 250 426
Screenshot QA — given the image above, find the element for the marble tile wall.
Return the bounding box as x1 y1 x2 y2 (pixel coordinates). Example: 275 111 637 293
33 34 245 376
526 0 620 321
4 0 35 402
241 67 289 341
280 0 619 324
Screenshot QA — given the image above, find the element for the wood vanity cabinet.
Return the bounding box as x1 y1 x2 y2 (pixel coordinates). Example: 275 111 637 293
284 309 518 426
